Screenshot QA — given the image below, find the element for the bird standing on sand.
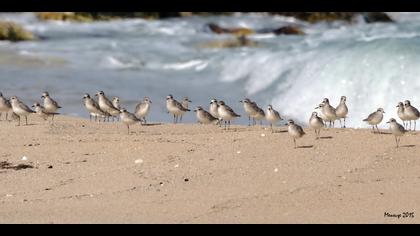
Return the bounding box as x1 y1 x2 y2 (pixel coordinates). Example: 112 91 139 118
265 105 283 133
287 119 306 149
194 106 219 124
32 103 59 123
0 92 12 121
397 102 409 130
363 108 385 134
166 95 190 124
9 96 35 126
318 98 337 128
119 108 142 135
240 98 258 126
336 96 348 128
83 94 108 122
96 91 120 122
404 100 420 131
210 98 222 127
135 97 152 124
386 118 406 148
180 97 192 122
112 97 122 121
309 112 324 140
218 101 241 130
253 106 265 126
41 92 61 121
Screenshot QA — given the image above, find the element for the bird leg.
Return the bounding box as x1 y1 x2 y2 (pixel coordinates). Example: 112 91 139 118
294 139 297 149
248 116 251 126
25 116 28 126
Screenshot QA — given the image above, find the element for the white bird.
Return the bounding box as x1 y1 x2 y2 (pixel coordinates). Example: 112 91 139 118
9 96 35 126
32 103 59 123
287 120 306 149
397 102 409 130
363 108 385 134
265 105 283 133
96 91 120 122
336 96 349 128
41 92 61 121
309 112 324 140
83 94 108 122
194 106 219 125
0 92 12 121
218 101 241 130
166 95 190 124
119 108 142 135
404 100 420 131
135 97 152 124
386 118 406 148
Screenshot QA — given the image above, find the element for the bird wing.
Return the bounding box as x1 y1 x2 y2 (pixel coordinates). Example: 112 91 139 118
363 112 376 122
174 100 190 112
19 101 35 113
135 102 145 114
225 105 240 117
50 98 61 108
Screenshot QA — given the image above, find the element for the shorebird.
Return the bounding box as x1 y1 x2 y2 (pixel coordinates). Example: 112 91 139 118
265 105 283 133
363 108 385 134
309 112 324 140
96 91 120 122
0 92 12 121
194 106 219 124
41 92 61 121
287 119 306 149
180 97 192 122
404 100 420 131
210 98 222 126
397 102 409 130
9 96 35 126
386 118 406 148
253 106 265 126
83 94 108 122
135 97 152 124
336 96 348 128
316 98 337 128
218 101 241 130
112 97 121 121
119 108 142 135
240 98 259 126
32 103 59 122
166 95 190 124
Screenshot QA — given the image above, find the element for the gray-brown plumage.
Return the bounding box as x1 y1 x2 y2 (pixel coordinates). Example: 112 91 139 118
9 96 35 126
218 101 241 130
287 120 306 149
194 106 219 124
96 91 120 122
166 95 190 124
386 118 406 148
119 108 142 135
32 103 60 123
0 92 12 121
404 100 420 131
135 97 152 124
363 108 385 134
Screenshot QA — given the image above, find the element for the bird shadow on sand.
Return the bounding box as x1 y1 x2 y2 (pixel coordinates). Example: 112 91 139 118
273 130 288 134
142 123 164 127
298 145 314 149
319 136 333 140
400 145 416 148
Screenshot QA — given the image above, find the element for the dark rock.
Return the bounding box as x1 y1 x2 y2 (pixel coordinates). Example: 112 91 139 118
272 26 305 36
363 12 394 23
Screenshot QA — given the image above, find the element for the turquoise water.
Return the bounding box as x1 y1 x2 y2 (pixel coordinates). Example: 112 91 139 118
1 12 420 127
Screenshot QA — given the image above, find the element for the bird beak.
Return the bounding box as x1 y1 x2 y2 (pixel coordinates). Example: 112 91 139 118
386 121 390 124
194 110 197 112
31 105 34 108
240 101 243 103
189 100 192 103
41 96 45 98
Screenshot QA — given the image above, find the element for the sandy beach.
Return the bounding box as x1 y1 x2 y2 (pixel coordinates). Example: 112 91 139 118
0 115 419 224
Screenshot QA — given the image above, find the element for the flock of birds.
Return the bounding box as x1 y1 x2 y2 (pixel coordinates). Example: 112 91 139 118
1 91 419 149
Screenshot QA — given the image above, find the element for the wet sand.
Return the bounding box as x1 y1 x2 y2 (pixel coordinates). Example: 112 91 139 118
0 115 419 224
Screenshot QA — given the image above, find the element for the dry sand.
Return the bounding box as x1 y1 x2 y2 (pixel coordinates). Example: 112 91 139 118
0 115 419 224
